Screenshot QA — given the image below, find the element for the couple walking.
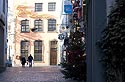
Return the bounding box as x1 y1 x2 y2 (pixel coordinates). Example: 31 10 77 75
20 54 33 67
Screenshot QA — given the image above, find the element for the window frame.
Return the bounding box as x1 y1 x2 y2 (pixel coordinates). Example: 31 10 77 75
21 19 30 33
20 40 30 58
48 2 56 11
34 19 43 32
48 19 56 31
35 3 43 12
34 40 42 61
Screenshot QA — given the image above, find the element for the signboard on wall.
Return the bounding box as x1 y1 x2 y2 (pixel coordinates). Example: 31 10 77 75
64 5 72 14
63 0 72 14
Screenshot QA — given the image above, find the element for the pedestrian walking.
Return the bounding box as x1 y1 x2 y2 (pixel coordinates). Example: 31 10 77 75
28 54 33 67
20 56 26 67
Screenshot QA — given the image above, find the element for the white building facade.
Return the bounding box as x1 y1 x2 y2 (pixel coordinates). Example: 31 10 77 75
0 0 8 72
11 0 63 66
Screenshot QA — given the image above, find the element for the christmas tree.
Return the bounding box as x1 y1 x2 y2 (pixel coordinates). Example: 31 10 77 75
61 25 86 82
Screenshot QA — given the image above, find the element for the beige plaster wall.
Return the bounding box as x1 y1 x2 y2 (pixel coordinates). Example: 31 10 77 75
13 0 62 66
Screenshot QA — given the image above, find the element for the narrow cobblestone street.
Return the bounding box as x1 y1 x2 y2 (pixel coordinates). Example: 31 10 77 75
0 66 77 82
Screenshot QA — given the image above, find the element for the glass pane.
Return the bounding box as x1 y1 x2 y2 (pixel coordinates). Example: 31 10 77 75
34 53 42 61
21 41 29 58
21 20 29 32
35 3 42 11
26 21 29 25
34 41 42 61
48 3 56 11
48 19 56 31
34 41 42 50
34 20 43 31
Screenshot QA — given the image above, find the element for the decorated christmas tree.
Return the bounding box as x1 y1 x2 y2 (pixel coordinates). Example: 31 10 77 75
61 25 86 82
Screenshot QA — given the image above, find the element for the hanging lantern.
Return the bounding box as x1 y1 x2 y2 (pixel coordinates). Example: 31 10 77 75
62 26 65 30
66 26 69 29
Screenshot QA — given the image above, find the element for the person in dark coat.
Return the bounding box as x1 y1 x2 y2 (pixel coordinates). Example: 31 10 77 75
20 56 26 67
28 54 33 67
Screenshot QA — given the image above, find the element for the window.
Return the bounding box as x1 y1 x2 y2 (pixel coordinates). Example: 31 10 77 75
35 3 43 12
48 2 56 11
34 40 42 61
48 19 56 31
21 20 30 32
21 40 29 58
34 19 43 32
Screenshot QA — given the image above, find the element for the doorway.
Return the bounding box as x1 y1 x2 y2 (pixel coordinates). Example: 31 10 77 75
50 40 57 65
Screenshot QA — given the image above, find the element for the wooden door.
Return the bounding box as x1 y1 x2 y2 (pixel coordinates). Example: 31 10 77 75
50 41 57 65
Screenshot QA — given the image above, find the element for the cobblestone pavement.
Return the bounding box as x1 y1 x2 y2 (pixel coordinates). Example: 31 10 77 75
0 66 77 82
